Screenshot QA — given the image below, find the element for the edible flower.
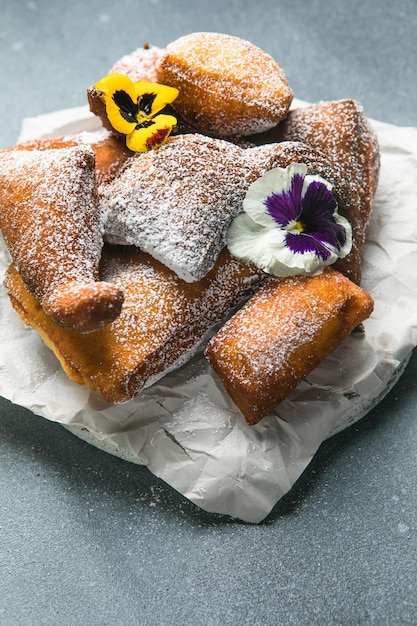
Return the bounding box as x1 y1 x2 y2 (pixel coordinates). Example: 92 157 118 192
227 163 352 277
95 74 179 152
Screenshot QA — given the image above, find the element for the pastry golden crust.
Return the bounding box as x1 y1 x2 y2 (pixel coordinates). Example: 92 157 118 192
5 247 265 403
205 268 374 425
87 86 114 134
0 144 124 332
284 100 378 226
156 32 293 137
89 132 133 186
9 132 133 187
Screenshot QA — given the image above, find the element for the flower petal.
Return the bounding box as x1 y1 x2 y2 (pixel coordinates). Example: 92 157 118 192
298 179 352 254
134 81 179 117
333 214 353 258
227 214 286 272
243 164 307 228
285 231 333 261
300 178 337 222
276 246 338 276
265 170 304 225
126 114 177 152
96 74 138 134
96 74 137 100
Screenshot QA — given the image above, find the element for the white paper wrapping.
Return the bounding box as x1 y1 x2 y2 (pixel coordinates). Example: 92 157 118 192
1 104 417 523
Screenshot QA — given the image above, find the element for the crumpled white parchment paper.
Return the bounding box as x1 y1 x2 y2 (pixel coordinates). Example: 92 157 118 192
1 104 416 523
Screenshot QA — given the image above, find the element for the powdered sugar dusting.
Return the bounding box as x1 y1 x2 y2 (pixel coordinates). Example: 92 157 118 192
46 247 265 402
102 134 263 281
102 133 368 284
0 146 103 302
109 44 164 82
156 32 293 136
67 128 112 146
208 276 326 393
206 269 373 423
274 100 380 228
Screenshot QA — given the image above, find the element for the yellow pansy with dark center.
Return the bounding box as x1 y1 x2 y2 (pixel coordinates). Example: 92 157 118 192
95 74 179 152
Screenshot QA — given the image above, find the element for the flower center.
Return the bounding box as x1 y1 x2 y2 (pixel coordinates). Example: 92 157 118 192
293 220 305 233
135 119 155 130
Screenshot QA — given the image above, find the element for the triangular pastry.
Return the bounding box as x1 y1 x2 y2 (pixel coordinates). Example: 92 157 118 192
10 131 133 187
5 246 264 403
101 133 262 282
0 145 124 332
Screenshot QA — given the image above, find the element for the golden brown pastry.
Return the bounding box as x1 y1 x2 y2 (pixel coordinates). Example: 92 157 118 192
205 268 374 425
156 32 293 137
88 132 133 186
0 144 124 332
101 133 363 284
9 132 133 187
5 246 264 403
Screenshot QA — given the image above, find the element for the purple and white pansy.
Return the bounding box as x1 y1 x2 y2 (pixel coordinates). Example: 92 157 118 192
227 163 352 277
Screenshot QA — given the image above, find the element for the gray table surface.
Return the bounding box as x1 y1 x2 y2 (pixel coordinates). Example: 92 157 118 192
1 1 416 624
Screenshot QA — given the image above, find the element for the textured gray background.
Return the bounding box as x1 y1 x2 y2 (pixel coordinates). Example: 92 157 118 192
1 0 416 624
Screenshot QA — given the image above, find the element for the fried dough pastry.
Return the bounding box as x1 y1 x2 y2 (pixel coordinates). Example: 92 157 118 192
0 145 124 332
102 133 362 283
206 268 374 425
10 131 133 187
101 133 263 282
5 247 265 403
85 132 133 186
156 32 293 137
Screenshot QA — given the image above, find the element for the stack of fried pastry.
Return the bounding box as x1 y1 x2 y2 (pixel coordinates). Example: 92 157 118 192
0 32 379 423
